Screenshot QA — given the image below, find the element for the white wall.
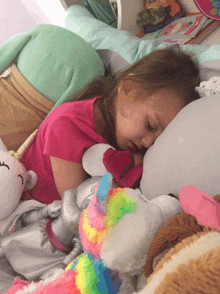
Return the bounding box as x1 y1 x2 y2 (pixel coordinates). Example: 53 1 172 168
0 0 66 45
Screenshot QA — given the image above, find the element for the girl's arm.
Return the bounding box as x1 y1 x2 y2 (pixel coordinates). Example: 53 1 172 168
50 156 88 198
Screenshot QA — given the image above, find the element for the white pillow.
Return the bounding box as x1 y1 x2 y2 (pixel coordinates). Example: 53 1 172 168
140 95 220 199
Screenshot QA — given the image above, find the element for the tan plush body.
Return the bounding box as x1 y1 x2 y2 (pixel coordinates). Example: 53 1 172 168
141 195 220 294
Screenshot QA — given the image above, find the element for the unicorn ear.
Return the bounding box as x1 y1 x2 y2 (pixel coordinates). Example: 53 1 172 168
95 173 113 213
0 138 7 151
24 170 38 191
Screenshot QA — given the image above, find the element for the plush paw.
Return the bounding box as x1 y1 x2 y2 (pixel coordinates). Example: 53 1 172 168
47 200 62 218
82 144 112 176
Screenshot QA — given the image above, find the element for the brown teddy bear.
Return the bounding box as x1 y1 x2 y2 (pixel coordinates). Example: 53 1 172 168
141 193 220 294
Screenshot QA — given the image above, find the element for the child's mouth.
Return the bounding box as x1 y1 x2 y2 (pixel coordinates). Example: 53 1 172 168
129 141 139 153
129 141 147 155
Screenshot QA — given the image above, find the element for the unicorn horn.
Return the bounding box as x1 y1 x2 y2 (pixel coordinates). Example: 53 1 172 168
13 129 38 161
95 173 113 213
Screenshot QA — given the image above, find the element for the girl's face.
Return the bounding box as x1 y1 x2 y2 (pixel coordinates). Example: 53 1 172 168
115 87 184 153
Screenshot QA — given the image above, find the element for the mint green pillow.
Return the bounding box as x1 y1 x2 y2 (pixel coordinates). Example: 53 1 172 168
65 5 220 66
0 24 105 111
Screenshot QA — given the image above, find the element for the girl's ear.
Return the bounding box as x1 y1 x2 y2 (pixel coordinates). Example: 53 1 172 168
24 170 38 191
117 78 141 116
118 76 142 103
118 78 135 96
117 79 135 112
0 138 7 151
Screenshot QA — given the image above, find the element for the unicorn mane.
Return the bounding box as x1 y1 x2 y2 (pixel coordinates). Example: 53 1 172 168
79 173 137 260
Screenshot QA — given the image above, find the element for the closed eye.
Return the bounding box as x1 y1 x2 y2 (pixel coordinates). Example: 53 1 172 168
18 174 24 185
147 121 154 131
0 162 10 170
147 115 159 132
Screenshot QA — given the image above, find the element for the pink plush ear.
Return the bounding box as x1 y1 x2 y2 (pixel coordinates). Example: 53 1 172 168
179 186 220 230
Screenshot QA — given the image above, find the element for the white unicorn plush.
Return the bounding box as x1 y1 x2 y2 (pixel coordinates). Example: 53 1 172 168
0 132 46 294
0 134 38 221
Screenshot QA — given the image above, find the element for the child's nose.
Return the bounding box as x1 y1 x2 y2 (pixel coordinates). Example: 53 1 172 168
141 134 156 149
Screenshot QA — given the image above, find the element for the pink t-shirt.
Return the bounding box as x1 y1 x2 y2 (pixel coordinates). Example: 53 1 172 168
21 97 108 204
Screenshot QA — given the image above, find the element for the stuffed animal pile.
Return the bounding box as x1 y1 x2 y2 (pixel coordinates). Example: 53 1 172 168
3 135 220 293
6 173 131 293
5 172 182 294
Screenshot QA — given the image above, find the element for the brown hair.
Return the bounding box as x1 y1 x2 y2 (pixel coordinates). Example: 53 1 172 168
74 47 200 149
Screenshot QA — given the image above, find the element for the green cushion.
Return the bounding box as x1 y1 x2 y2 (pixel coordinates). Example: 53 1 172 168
0 24 105 111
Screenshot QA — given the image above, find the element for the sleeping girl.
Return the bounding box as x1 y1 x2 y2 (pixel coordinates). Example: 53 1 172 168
20 47 200 204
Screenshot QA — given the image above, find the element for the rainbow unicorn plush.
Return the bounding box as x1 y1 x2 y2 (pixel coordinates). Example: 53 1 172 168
64 172 130 293
7 172 179 294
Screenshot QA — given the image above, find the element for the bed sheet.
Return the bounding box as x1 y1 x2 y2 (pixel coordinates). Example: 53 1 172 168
65 5 220 67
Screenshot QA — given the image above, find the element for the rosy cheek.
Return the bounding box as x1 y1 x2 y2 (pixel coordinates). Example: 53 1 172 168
132 128 144 140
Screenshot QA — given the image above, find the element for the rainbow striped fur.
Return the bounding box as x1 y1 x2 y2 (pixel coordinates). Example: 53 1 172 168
78 174 137 260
